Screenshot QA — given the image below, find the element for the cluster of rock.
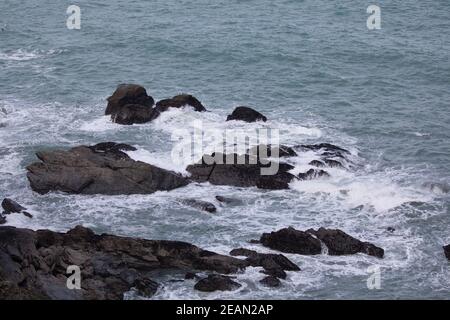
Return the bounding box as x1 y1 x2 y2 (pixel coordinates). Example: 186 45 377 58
25 142 350 196
0 224 387 299
105 84 266 125
0 198 32 224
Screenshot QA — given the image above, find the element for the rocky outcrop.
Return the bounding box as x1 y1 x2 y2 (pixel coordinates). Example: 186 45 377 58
1 198 32 219
0 225 247 300
105 84 155 125
226 107 267 123
186 153 296 190
260 227 322 255
260 227 384 258
194 275 241 292
155 94 206 113
443 245 450 261
180 199 217 213
26 143 189 195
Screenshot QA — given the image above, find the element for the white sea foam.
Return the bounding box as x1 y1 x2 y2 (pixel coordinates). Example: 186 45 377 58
0 49 63 61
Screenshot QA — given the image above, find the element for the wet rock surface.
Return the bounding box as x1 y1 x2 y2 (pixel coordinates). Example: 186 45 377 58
194 274 241 292
186 153 296 190
226 106 267 122
260 227 384 258
26 143 189 195
0 225 247 299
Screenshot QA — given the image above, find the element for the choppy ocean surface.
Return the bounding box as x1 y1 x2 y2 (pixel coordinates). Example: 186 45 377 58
1 1 449 299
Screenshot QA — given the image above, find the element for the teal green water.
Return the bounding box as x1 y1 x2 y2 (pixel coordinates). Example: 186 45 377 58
1 1 449 299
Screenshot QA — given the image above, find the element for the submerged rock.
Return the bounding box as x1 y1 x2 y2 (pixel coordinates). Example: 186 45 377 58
26 142 189 195
155 94 206 113
2 198 26 214
226 106 267 122
297 169 330 180
180 199 217 213
0 225 247 299
215 196 244 206
194 274 241 292
186 153 296 190
105 84 154 116
443 245 450 261
0 214 6 225
260 227 384 258
259 276 281 288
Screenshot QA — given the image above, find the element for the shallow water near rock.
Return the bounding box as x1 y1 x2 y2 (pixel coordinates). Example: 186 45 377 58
1 1 449 299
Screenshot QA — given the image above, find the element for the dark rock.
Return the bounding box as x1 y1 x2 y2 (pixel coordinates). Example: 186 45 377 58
185 272 197 280
298 169 330 180
248 144 297 159
259 276 281 288
105 84 154 116
155 94 206 113
186 153 296 190
307 227 384 258
215 196 243 206
26 144 189 195
387 227 395 233
249 239 260 244
226 106 267 123
0 225 247 300
324 159 344 168
229 248 257 257
194 275 241 292
133 278 159 298
181 199 217 213
443 245 450 261
111 104 156 125
89 142 137 155
260 227 384 258
260 227 322 255
0 215 6 225
309 160 325 167
2 198 26 214
22 211 33 218
230 248 299 280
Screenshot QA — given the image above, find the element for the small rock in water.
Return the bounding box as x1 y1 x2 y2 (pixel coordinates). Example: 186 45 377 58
226 106 267 123
259 276 281 288
194 274 241 292
185 272 197 280
443 245 450 261
215 196 244 206
2 198 27 214
387 227 395 233
0 215 6 225
181 199 217 213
